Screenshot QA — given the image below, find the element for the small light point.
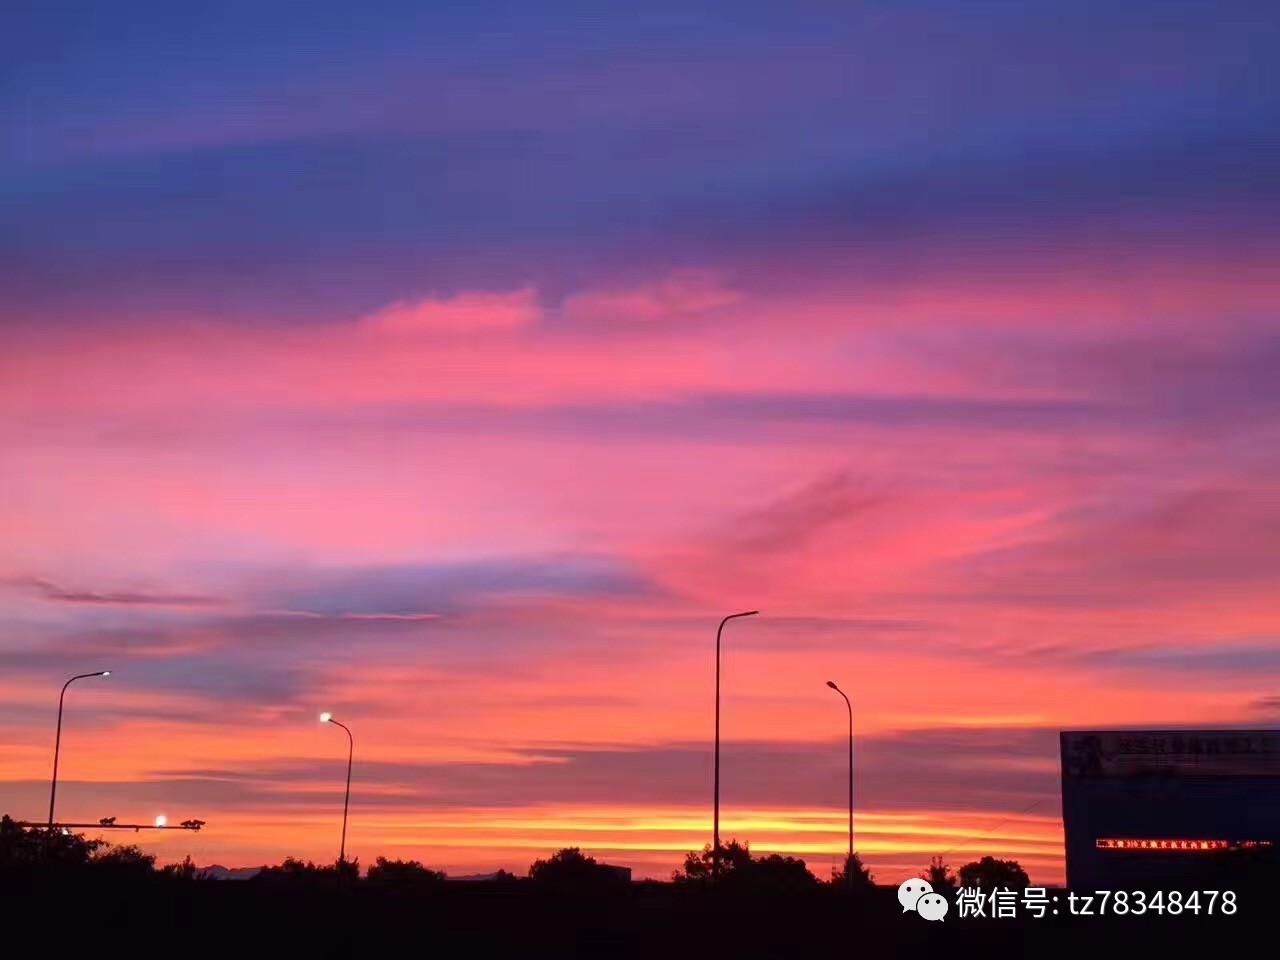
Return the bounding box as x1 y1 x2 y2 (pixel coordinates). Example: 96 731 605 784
320 712 332 723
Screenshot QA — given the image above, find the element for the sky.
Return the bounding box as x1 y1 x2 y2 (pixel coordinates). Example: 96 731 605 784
2 0 1279 883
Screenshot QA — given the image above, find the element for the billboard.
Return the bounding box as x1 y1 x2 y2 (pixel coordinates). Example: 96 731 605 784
1062 730 1280 779
1060 730 1280 889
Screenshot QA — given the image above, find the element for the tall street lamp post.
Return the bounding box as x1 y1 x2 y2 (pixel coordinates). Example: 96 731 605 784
713 610 758 880
48 671 111 842
320 713 354 865
826 680 854 878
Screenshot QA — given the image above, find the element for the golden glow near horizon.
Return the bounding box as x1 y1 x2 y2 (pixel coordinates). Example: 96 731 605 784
5 796 1065 883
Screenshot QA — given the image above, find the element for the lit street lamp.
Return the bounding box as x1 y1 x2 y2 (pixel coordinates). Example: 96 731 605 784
320 712 354 865
48 671 111 840
826 680 854 876
713 610 758 880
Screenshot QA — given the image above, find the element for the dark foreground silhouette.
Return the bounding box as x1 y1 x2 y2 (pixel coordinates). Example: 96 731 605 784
6 873 1266 960
4 820 1272 958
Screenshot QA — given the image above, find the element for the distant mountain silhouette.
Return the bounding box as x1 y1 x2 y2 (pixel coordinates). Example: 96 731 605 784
197 864 261 881
449 870 514 882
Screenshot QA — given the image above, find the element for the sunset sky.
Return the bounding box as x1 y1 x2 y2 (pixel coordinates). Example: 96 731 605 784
3 1 1279 883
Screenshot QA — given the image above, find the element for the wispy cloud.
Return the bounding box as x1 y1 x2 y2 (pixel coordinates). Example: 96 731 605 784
145 724 1061 815
2 576 223 609
359 289 540 337
249 554 664 619
721 472 889 553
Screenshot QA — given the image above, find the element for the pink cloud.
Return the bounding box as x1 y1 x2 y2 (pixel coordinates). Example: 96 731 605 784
562 272 741 325
360 289 540 337
5 258 1277 425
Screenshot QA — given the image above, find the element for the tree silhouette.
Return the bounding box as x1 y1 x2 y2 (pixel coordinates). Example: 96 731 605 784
957 856 1030 889
528 847 625 888
1 816 102 867
674 840 817 891
673 839 754 884
160 855 209 881
922 856 959 893
92 843 156 877
256 856 320 880
366 856 446 887
1 816 47 867
254 856 359 885
831 852 875 892
751 853 820 891
529 846 593 883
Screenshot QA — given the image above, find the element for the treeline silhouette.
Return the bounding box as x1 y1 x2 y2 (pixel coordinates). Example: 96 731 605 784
3 815 1269 959
3 814 1037 893
8 813 1275 894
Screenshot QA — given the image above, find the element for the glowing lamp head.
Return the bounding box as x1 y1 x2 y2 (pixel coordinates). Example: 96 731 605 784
154 815 167 827
320 712 332 724
100 671 111 677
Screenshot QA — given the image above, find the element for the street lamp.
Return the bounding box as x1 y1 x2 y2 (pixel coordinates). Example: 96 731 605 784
826 680 854 877
713 610 758 880
48 671 111 840
320 712 354 865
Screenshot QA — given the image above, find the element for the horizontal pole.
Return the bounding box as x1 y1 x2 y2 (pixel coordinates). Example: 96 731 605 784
15 821 204 832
